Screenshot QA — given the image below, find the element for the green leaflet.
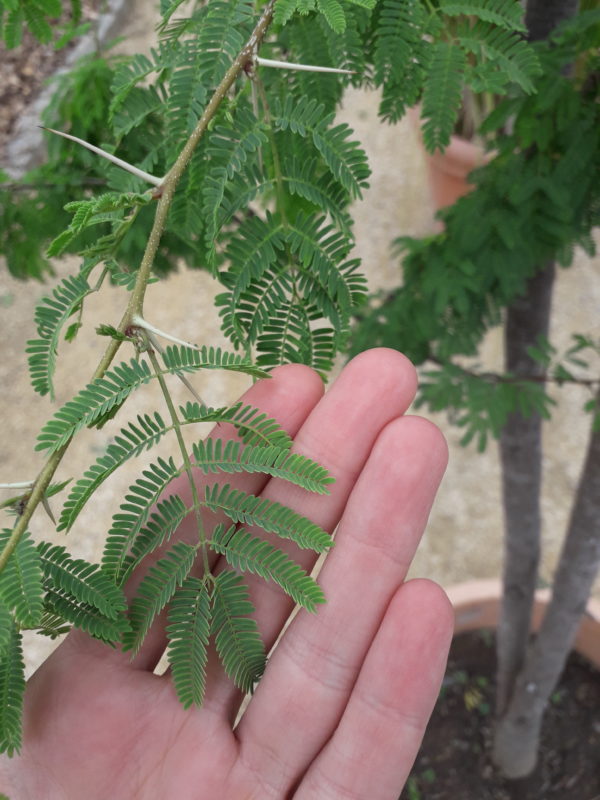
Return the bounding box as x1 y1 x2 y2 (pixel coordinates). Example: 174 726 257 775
440 0 526 32
0 623 25 756
102 457 181 583
43 591 130 643
160 345 271 380
26 273 92 400
179 401 293 448
211 524 326 612
58 412 169 532
421 42 467 152
211 570 265 694
273 95 370 199
47 192 152 258
203 483 334 552
191 440 334 494
123 541 197 655
38 541 127 620
167 577 211 708
35 359 154 454
0 530 43 628
117 495 190 589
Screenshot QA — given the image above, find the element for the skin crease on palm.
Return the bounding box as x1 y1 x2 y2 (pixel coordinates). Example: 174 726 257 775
0 348 454 800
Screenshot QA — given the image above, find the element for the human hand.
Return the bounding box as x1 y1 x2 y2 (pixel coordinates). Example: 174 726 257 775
1 348 453 800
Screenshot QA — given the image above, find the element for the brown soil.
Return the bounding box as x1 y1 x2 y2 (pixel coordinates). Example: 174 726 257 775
0 1 101 161
402 631 600 800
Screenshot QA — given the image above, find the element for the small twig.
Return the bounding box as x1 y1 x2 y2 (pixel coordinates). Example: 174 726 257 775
40 127 164 187
427 355 600 388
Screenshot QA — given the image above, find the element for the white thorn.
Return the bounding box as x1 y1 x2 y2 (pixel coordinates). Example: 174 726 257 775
145 330 207 407
41 127 164 187
255 56 355 75
0 482 34 490
42 496 57 526
132 315 202 350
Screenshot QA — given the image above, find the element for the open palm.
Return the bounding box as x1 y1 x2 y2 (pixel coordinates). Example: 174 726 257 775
1 349 452 800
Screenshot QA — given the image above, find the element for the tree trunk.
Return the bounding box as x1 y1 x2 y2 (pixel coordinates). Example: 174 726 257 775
496 263 555 716
493 390 600 777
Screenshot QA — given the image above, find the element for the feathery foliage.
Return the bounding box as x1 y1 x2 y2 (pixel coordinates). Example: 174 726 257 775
166 577 211 708
203 483 333 551
211 570 265 693
0 0 547 754
0 0 81 47
26 273 92 400
101 457 181 583
0 530 43 628
211 523 326 612
123 541 197 655
57 412 169 532
192 440 333 494
0 623 25 755
35 359 154 453
352 9 600 443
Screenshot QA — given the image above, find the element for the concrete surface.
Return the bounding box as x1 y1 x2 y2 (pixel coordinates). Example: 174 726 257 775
1 0 598 676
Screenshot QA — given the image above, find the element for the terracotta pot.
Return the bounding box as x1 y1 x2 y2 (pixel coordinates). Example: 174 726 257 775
446 579 600 667
424 135 488 212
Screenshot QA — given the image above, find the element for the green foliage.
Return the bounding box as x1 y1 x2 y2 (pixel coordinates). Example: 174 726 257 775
57 413 169 532
0 530 43 627
35 359 154 453
211 569 265 693
166 577 211 708
0 0 554 753
160 345 270 380
0 0 81 47
26 273 92 399
211 523 326 611
123 541 197 655
37 541 127 620
191 440 334 494
101 457 181 583
180 401 293 447
0 622 25 755
203 482 333 551
352 10 600 447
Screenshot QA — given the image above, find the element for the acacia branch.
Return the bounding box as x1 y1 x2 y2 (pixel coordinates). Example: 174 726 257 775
0 0 276 575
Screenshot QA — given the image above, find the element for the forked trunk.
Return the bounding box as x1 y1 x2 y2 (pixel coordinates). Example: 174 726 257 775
493 393 600 777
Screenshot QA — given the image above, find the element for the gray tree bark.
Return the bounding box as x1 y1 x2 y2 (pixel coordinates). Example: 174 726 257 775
493 0 584 777
496 264 555 716
493 390 600 777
